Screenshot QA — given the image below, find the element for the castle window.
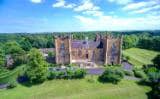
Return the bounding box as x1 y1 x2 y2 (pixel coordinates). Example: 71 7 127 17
86 50 89 59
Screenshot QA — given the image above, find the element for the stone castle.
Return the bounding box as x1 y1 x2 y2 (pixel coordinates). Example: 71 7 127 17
55 34 122 67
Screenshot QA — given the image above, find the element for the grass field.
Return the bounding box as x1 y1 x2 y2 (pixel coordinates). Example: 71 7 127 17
0 76 151 99
0 65 24 84
123 48 160 68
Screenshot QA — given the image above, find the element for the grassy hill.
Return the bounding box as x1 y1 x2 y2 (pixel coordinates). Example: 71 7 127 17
0 76 150 99
123 48 160 68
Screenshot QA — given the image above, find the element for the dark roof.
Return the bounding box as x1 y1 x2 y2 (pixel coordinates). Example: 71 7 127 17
71 40 103 49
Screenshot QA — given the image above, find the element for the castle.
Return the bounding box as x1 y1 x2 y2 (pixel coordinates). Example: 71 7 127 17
55 34 122 67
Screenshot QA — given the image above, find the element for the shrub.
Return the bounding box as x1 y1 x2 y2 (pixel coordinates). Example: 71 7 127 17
152 54 160 67
56 71 65 79
49 63 59 67
134 70 147 79
124 70 134 76
66 69 75 79
7 81 17 89
74 69 86 79
98 67 124 84
145 67 158 74
47 71 57 80
47 68 86 80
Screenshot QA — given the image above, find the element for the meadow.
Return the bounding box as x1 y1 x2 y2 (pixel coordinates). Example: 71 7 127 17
123 48 160 68
0 76 151 99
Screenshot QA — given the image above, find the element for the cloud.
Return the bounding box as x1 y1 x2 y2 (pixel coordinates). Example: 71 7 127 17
123 1 157 11
122 0 160 14
73 0 103 17
30 0 43 3
52 0 76 8
108 0 133 5
74 0 100 12
131 5 160 14
82 10 103 17
75 15 160 31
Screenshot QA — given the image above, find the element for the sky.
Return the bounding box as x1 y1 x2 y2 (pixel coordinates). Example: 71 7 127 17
0 0 160 33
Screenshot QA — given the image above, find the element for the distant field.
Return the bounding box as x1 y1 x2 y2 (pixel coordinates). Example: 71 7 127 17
123 48 160 68
0 76 150 99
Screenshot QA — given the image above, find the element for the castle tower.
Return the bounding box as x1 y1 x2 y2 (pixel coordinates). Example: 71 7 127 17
104 35 122 65
55 36 71 64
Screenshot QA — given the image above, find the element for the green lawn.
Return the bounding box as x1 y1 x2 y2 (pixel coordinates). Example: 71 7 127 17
0 76 151 99
123 48 160 68
0 65 24 84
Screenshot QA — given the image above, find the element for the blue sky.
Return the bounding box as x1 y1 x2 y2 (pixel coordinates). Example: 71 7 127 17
0 0 160 32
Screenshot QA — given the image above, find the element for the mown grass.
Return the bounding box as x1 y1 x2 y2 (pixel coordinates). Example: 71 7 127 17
0 76 151 99
123 48 160 68
0 65 24 84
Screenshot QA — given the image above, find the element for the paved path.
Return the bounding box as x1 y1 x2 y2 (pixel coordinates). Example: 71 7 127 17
86 68 105 75
86 62 133 75
124 76 140 81
122 62 133 71
0 84 8 89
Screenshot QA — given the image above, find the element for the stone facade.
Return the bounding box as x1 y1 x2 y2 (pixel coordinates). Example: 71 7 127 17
55 34 122 66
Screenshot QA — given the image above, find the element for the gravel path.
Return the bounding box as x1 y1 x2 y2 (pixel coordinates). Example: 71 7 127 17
122 62 133 71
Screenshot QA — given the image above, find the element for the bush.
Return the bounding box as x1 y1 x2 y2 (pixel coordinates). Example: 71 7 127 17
47 68 86 80
152 54 160 67
134 70 147 79
66 69 75 79
7 81 17 89
47 72 57 80
49 63 59 67
124 70 134 76
98 67 124 84
144 67 158 74
74 69 86 79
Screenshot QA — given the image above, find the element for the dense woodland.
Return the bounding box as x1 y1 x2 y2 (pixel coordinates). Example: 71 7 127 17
0 30 160 51
0 31 160 98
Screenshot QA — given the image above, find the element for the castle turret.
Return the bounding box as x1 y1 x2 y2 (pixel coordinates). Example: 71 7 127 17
55 36 71 64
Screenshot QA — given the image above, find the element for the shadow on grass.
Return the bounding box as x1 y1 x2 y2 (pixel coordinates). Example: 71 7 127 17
17 76 44 87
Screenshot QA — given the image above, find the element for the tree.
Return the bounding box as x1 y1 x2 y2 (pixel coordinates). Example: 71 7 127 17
146 71 160 99
0 48 5 66
4 41 26 68
25 48 48 84
152 54 160 68
4 41 24 55
19 38 32 51
123 35 139 49
98 67 124 84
